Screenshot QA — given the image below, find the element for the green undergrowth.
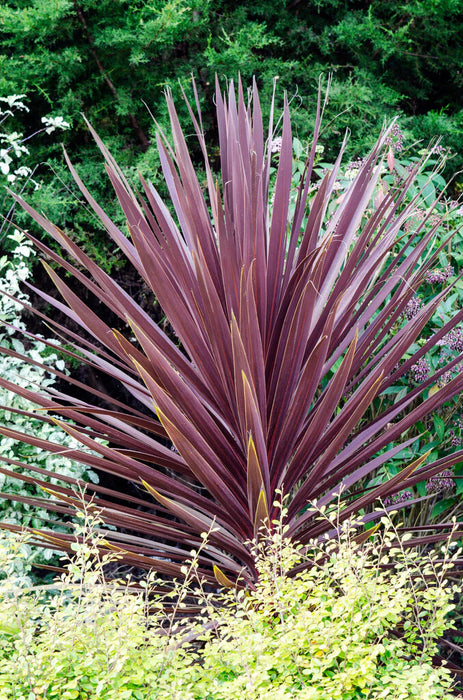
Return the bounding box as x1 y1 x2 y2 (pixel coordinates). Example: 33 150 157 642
0 231 98 569
0 500 460 700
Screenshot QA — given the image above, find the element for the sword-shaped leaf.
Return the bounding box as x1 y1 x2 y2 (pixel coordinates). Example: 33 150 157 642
2 78 462 587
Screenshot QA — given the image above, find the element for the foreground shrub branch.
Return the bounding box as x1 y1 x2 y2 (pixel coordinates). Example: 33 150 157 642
0 504 460 699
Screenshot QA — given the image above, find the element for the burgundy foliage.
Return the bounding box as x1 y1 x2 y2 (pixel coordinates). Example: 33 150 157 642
1 80 463 585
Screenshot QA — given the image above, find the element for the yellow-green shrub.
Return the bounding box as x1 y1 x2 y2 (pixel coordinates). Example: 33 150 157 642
0 504 459 700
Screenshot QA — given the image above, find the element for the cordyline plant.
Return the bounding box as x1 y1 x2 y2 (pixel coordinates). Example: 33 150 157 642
1 79 463 587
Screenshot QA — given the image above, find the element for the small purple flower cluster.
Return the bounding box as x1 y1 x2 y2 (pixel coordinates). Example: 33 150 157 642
404 296 423 320
384 490 413 507
425 469 454 495
437 327 463 353
449 430 462 447
385 123 404 152
449 416 463 447
430 144 447 156
390 361 401 376
436 330 463 386
425 263 454 285
347 156 367 171
411 357 431 383
437 369 455 388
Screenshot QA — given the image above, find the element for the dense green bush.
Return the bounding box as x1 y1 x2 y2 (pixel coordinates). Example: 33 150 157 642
0 502 459 699
1 0 462 272
0 95 101 569
0 230 98 565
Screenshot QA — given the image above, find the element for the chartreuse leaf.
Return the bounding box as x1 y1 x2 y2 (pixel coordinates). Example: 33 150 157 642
254 487 269 538
246 434 264 518
213 565 236 589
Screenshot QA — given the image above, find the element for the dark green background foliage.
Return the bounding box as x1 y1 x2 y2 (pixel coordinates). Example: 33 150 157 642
1 0 462 271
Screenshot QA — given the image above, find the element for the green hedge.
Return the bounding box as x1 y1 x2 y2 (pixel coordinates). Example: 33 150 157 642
1 0 462 271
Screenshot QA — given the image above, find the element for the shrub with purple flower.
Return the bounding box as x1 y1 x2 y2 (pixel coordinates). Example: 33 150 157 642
345 156 367 179
448 416 463 448
437 368 456 389
385 123 404 152
435 329 463 387
425 263 454 285
430 144 447 156
426 470 454 495
384 490 413 507
404 296 423 320
437 327 463 353
411 357 431 383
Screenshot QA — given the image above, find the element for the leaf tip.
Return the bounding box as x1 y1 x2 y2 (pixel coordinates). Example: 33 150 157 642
213 564 236 588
